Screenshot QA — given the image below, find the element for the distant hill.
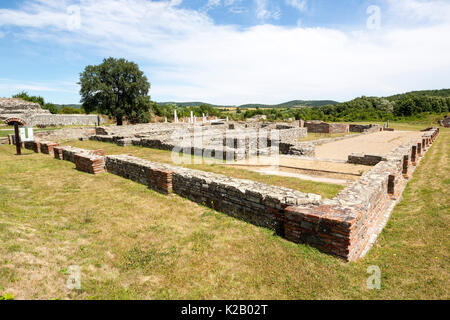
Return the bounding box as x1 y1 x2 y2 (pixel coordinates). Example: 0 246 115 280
387 89 450 100
55 104 82 109
157 99 338 109
238 100 339 108
157 102 224 108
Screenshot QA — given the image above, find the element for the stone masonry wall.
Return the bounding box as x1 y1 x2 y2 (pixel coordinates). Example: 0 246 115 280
104 154 322 232
305 121 349 134
29 114 103 127
19 127 439 261
284 128 439 260
349 124 381 133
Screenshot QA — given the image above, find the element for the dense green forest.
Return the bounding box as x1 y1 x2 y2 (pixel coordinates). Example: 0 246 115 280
238 94 450 122
387 89 450 100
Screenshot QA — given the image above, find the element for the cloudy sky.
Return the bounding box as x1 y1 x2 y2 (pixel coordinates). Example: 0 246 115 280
0 0 449 105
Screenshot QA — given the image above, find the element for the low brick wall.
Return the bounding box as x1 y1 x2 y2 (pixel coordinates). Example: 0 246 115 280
32 141 41 153
104 155 174 194
57 146 104 163
39 141 59 155
27 127 439 261
284 128 440 260
74 153 105 174
305 121 349 134
104 154 322 232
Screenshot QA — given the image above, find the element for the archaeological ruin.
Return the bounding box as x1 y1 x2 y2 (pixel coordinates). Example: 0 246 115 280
0 98 102 127
2 115 440 261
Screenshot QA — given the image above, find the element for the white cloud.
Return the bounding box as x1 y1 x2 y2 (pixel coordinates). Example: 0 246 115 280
206 0 221 9
386 0 450 24
255 0 281 21
204 0 245 14
285 0 307 12
0 0 449 104
169 0 183 6
0 78 78 94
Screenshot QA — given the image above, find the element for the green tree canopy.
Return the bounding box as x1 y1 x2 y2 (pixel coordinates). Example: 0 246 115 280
79 57 152 125
12 91 58 114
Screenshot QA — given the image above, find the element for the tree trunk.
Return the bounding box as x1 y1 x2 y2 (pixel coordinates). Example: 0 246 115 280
117 116 123 126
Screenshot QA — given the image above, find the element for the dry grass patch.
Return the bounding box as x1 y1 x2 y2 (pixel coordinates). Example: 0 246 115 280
0 128 448 299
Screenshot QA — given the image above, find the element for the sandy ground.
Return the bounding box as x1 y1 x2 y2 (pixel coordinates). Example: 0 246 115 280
228 131 422 184
314 131 423 160
230 156 370 185
233 156 370 175
256 169 349 185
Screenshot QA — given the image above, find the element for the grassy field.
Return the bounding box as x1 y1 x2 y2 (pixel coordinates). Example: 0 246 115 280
0 129 448 300
60 140 343 199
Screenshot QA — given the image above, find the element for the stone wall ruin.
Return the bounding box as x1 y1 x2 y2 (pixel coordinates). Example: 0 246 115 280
16 124 440 261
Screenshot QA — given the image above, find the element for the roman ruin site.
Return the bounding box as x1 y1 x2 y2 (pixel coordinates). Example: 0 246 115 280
2 107 440 261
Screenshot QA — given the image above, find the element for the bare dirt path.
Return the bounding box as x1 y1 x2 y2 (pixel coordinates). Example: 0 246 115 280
314 131 423 160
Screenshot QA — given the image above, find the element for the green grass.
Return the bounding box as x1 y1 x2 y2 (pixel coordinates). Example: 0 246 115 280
356 114 444 131
0 128 448 299
61 140 343 199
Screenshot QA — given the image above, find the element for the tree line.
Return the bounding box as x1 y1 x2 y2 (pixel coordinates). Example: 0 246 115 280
12 92 86 115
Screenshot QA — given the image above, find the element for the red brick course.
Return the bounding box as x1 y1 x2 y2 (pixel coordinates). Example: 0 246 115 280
40 141 59 154
74 153 105 174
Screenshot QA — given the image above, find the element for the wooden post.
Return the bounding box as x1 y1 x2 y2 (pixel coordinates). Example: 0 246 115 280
14 123 22 155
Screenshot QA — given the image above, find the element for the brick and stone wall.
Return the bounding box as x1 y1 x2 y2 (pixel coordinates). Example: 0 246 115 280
17 126 439 261
39 141 59 155
305 121 349 134
284 128 439 260
28 114 102 127
104 154 322 232
349 124 381 133
74 153 105 174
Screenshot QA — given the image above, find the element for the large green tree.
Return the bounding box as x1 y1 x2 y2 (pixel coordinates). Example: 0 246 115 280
79 57 152 125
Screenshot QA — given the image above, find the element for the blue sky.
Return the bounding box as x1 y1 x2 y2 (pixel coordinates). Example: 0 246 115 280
0 0 449 105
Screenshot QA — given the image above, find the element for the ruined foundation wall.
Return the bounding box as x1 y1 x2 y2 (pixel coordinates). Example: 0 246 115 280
305 121 349 134
284 128 439 260
29 114 103 127
104 154 321 232
20 126 440 261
